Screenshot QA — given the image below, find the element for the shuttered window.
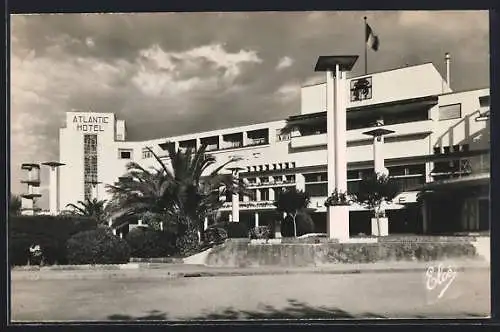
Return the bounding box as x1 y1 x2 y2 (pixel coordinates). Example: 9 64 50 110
439 103 461 121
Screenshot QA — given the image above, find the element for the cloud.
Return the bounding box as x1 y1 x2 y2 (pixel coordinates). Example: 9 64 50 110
276 56 294 70
275 82 300 103
131 43 262 97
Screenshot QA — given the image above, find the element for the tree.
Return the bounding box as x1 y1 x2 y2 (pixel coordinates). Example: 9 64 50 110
273 188 311 237
9 194 22 216
106 143 246 242
65 198 109 225
352 173 400 236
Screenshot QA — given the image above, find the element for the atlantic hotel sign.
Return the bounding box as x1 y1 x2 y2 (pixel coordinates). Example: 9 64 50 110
73 115 110 132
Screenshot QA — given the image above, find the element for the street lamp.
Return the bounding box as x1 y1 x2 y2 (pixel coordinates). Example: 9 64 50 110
362 126 395 177
362 125 395 236
315 55 358 241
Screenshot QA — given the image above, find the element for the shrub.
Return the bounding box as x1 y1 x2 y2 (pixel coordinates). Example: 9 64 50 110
66 228 130 265
281 212 315 237
175 227 200 256
126 228 177 258
249 226 271 240
225 222 249 238
201 226 228 246
9 215 98 266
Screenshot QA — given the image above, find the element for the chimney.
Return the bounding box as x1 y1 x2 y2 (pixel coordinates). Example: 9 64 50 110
445 52 451 89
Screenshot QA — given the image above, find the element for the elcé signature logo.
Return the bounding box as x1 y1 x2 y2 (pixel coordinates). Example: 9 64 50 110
425 263 457 299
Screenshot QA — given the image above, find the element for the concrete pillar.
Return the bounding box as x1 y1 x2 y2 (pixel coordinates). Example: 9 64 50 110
256 189 261 201
231 191 239 223
326 66 350 241
21 197 34 216
254 212 259 228
204 217 209 230
334 68 348 193
269 188 275 201
373 135 385 174
48 166 59 214
243 131 248 147
295 173 305 191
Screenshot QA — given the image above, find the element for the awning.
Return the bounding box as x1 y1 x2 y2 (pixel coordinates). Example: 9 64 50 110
347 95 438 113
416 173 490 191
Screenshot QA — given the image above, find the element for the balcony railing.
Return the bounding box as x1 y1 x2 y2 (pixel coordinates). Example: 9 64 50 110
221 200 276 210
290 120 433 149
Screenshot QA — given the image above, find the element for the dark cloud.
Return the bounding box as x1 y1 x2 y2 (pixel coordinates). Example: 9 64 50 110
10 11 489 202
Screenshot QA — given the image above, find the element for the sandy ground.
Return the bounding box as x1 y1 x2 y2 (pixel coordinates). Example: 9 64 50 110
10 267 490 321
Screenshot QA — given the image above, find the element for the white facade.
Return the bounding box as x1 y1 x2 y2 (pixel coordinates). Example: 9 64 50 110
56 62 490 233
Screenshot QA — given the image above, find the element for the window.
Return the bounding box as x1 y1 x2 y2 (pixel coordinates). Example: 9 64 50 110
304 172 327 183
83 134 98 201
433 147 441 155
276 129 291 142
119 149 133 159
439 103 461 121
142 148 153 159
347 170 361 180
305 183 328 197
259 189 269 201
388 166 406 177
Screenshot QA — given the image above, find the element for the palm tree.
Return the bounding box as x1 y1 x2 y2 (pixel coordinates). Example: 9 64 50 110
65 198 109 225
106 143 246 235
9 194 22 216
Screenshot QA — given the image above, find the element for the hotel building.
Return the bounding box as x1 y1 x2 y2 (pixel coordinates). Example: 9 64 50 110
53 59 490 236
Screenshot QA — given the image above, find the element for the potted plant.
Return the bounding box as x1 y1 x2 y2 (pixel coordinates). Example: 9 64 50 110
324 188 351 240
324 188 351 207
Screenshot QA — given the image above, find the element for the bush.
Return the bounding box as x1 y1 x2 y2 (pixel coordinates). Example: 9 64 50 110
201 226 228 246
66 228 130 265
249 226 271 240
9 215 98 266
175 227 200 256
225 222 249 238
281 212 315 237
126 227 177 258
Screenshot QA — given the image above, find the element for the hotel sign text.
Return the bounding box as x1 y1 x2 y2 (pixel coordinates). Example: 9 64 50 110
73 115 110 132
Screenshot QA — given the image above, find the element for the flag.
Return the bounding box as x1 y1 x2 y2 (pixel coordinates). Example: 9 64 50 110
365 23 380 51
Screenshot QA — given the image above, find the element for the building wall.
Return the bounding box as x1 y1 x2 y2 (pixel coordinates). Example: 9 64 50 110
57 64 489 226
300 63 452 115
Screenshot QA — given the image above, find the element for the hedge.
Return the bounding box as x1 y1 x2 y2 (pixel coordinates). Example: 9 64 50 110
66 228 131 265
9 215 98 266
125 228 177 258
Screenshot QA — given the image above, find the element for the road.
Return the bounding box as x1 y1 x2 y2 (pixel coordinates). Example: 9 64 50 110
11 268 490 321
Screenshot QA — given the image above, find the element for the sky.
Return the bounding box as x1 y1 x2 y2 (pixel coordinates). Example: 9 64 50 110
10 10 490 209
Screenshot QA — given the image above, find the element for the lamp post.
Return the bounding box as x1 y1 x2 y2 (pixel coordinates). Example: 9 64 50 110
362 125 394 176
226 166 246 223
315 55 358 241
42 162 65 215
362 125 395 236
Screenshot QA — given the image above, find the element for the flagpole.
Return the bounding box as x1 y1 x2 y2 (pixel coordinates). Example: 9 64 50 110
364 16 367 75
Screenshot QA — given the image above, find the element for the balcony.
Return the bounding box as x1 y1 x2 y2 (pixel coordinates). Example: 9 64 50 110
200 136 219 151
246 128 269 147
290 133 327 149
289 120 433 149
431 152 490 181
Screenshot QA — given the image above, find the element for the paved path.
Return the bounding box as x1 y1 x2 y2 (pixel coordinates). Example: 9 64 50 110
11 264 490 321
